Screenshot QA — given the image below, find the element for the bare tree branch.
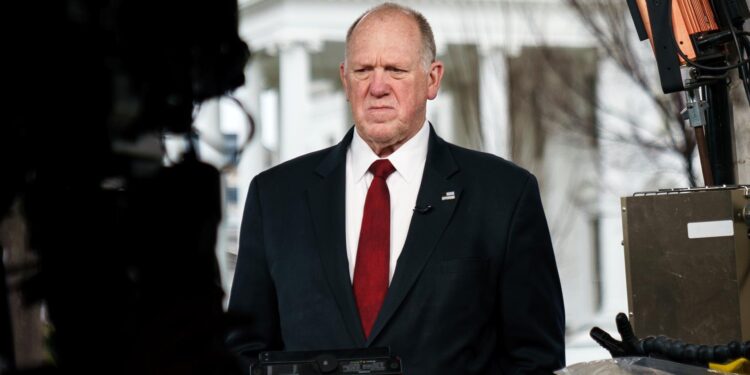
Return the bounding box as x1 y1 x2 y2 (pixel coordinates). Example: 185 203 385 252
562 0 699 186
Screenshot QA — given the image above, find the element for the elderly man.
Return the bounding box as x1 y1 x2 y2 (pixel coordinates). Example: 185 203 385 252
228 3 565 374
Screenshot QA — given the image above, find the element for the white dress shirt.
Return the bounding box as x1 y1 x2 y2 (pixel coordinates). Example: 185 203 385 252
345 121 429 283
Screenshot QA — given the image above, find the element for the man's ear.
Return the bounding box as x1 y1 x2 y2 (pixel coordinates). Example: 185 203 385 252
339 62 350 100
426 60 444 100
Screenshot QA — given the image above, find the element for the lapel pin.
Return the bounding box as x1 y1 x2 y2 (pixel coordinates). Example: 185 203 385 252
441 191 455 201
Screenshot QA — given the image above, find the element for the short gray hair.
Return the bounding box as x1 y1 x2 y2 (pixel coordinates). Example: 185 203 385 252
344 2 436 69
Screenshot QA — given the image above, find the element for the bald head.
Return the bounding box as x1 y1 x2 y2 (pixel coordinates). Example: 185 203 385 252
345 3 436 70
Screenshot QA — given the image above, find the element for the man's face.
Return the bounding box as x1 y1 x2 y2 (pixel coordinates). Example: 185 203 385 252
340 11 443 156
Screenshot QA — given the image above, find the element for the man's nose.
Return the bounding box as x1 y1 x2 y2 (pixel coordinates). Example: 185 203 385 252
368 70 390 97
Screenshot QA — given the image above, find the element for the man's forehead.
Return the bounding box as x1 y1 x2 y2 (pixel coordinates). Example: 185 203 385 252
347 31 421 64
344 6 426 67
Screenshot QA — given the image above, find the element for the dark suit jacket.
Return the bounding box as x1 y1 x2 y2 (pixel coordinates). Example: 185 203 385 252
227 126 565 374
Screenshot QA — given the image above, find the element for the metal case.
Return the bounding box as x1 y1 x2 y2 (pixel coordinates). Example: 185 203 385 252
621 186 750 344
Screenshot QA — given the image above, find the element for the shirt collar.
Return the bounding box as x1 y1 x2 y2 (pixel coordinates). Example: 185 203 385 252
350 120 430 184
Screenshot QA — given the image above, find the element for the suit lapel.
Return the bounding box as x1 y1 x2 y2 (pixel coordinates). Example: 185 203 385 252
306 128 367 346
367 127 461 344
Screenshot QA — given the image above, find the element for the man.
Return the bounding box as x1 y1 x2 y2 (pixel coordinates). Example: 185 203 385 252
227 3 565 374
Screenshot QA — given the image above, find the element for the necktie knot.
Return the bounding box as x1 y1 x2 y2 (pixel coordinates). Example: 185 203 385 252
369 159 396 179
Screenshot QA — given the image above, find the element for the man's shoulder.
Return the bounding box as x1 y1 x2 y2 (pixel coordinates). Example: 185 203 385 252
443 141 532 182
254 145 338 185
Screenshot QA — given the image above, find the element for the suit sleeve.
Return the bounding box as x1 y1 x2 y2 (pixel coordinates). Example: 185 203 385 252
226 176 283 369
498 173 565 373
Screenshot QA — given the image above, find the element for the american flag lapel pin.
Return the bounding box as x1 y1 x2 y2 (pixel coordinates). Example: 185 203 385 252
441 191 455 201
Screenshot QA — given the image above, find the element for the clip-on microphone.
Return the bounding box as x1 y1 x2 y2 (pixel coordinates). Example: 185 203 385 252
413 204 432 214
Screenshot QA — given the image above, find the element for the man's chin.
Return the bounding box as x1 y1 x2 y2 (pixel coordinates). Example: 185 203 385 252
363 115 397 125
358 121 395 133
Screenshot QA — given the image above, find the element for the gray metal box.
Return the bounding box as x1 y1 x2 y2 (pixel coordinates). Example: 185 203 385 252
621 186 750 344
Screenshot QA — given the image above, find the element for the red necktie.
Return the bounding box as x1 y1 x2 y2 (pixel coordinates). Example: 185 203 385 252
353 159 396 338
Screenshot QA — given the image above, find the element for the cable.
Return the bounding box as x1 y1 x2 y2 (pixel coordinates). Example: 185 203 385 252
661 0 750 105
739 36 750 105
713 0 750 106
592 313 750 366
641 336 750 364
666 0 750 72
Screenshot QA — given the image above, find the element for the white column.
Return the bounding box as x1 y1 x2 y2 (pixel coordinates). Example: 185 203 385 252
237 59 268 207
279 42 311 162
427 91 455 143
479 46 510 159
